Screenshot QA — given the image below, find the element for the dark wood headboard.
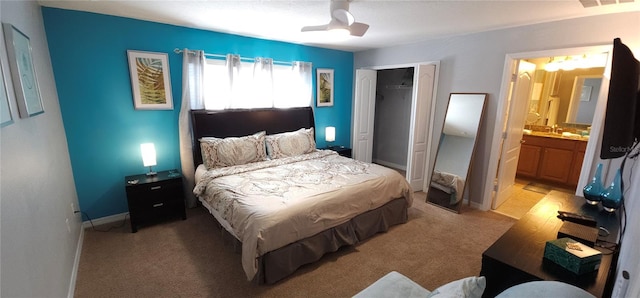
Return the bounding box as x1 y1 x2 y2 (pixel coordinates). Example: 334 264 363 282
190 107 315 167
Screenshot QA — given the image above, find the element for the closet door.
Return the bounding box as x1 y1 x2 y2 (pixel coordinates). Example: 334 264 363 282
408 64 435 191
352 69 377 162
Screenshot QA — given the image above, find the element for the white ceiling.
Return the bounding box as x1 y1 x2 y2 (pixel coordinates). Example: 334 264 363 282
38 0 640 52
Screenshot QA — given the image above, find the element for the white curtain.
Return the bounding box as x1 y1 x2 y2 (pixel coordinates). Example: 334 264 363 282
250 57 274 108
205 56 311 109
274 61 313 108
178 49 205 208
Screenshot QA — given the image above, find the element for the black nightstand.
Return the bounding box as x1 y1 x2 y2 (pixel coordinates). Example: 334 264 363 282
326 146 352 158
124 169 187 233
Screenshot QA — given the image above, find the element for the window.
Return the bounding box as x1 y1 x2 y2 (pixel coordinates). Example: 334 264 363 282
203 57 312 110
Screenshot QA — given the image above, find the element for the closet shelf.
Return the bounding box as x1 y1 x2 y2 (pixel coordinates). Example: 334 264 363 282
380 85 413 90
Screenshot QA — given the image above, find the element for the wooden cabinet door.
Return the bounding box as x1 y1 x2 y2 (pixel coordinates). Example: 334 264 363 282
516 144 541 178
568 141 588 186
568 150 585 186
539 148 574 184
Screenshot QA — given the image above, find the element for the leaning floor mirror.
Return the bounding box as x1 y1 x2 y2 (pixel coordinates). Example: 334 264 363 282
427 93 487 213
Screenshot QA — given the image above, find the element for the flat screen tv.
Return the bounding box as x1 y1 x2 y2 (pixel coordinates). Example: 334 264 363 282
600 38 640 159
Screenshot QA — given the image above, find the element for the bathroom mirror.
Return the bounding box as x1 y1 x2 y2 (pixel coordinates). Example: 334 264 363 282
526 68 604 128
565 75 602 125
427 93 487 213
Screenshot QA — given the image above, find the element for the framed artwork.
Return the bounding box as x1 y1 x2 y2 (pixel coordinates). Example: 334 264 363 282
3 23 44 118
127 50 173 110
316 68 334 107
0 59 13 127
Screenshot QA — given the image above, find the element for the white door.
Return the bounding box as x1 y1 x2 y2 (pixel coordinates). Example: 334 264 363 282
408 64 436 190
352 69 377 162
492 60 536 209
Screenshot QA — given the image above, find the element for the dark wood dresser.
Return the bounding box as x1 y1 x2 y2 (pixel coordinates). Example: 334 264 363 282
481 191 620 297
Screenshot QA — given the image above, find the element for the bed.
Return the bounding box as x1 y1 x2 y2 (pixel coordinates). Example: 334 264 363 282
430 170 465 205
190 107 413 284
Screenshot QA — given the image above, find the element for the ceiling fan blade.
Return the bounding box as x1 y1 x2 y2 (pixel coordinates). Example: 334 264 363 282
349 22 369 37
301 24 330 32
332 8 354 25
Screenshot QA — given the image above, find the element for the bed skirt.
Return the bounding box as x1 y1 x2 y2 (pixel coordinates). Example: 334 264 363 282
211 197 409 284
256 197 409 284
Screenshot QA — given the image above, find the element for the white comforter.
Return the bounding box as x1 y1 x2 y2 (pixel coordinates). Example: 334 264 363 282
431 170 465 204
194 150 413 280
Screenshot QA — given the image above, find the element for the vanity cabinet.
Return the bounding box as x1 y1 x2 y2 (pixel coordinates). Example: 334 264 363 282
516 145 541 178
516 135 587 188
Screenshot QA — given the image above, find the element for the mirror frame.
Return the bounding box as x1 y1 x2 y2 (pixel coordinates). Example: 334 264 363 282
427 93 487 213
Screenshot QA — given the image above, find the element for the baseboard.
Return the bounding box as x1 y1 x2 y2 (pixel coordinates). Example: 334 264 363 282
372 159 407 171
82 212 129 229
467 199 484 210
67 226 84 298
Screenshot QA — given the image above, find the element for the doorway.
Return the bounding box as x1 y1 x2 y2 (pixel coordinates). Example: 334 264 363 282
372 67 414 176
353 63 439 191
484 45 612 213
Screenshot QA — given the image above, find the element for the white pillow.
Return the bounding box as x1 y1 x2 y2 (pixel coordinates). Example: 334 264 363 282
265 128 316 159
427 276 486 298
200 131 267 169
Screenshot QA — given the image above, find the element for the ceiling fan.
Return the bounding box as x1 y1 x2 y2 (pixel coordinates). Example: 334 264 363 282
301 0 369 37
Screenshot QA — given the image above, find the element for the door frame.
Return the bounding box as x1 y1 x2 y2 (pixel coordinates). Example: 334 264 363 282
352 61 440 190
481 45 612 211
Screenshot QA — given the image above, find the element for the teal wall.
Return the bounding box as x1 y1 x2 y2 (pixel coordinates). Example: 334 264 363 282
42 7 354 219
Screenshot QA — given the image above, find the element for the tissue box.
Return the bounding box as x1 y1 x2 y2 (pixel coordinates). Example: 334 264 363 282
543 238 602 275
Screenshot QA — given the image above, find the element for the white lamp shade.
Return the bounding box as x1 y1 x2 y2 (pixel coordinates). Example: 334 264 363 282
140 143 157 167
325 126 336 142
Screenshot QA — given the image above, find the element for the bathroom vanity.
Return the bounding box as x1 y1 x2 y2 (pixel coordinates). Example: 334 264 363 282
516 133 588 188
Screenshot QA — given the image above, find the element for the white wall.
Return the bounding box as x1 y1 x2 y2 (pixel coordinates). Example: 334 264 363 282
0 1 82 297
355 11 640 296
614 156 640 297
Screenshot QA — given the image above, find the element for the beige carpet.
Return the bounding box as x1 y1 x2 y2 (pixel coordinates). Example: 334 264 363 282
74 192 515 298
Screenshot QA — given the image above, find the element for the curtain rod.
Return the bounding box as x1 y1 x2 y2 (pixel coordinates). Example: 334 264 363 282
173 48 297 66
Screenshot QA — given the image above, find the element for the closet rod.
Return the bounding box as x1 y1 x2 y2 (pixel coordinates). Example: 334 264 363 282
173 48 295 66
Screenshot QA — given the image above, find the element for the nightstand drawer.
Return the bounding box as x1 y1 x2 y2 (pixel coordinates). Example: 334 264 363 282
126 181 182 207
130 199 183 221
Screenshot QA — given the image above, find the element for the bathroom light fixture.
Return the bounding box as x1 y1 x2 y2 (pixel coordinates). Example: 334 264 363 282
140 143 157 176
544 54 607 72
326 126 336 143
544 57 560 72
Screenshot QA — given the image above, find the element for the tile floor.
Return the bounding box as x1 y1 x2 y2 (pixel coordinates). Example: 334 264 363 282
493 178 575 219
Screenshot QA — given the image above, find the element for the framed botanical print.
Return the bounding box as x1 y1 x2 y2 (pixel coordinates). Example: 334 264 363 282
127 50 173 110
0 59 13 127
316 68 334 107
3 23 44 118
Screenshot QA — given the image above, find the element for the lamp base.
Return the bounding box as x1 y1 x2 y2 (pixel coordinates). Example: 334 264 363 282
146 166 157 176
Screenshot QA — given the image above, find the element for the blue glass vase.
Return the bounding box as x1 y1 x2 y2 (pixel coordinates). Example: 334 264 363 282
583 163 604 205
601 169 623 212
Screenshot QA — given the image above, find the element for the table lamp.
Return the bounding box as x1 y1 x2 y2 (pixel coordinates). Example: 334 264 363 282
326 126 335 147
140 143 157 176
